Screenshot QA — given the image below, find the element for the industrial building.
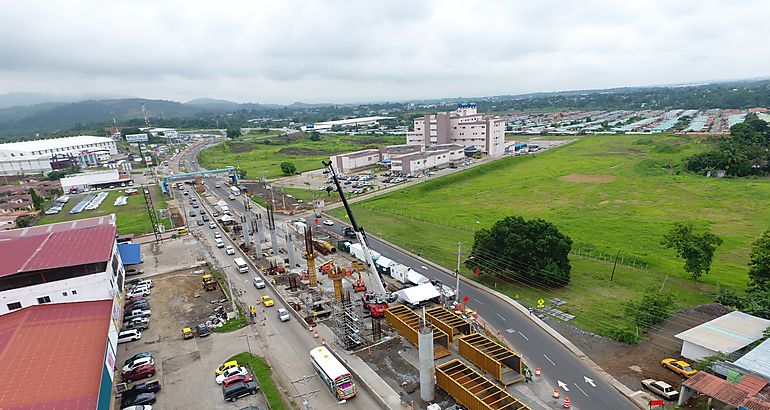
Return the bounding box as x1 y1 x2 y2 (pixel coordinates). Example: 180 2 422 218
59 169 132 192
0 135 118 175
407 103 506 157
675 311 770 361
329 143 465 174
301 116 394 132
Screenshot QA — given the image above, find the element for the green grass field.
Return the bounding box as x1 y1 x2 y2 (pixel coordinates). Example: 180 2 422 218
331 134 770 337
37 186 171 235
198 133 405 178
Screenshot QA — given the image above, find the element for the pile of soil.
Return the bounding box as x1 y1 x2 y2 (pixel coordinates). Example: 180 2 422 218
229 143 254 153
277 147 335 156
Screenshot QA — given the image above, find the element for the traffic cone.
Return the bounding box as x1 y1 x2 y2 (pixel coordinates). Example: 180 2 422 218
553 388 560 399
314 330 319 338
535 368 541 377
321 338 327 346
563 397 571 408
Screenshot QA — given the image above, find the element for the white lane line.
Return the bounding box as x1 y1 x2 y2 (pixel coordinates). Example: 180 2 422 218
574 383 589 397
518 332 529 341
505 328 515 334
497 313 506 321
543 354 556 366
474 299 484 305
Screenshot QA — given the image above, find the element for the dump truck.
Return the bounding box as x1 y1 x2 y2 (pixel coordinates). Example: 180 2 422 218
202 274 217 291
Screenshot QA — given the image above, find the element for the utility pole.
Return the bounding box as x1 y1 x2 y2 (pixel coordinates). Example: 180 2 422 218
610 250 620 282
455 242 462 301
291 374 320 410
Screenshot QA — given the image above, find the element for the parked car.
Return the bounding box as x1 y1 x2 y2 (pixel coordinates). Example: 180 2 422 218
122 356 154 373
122 392 156 406
225 245 235 255
253 277 266 289
127 288 150 298
123 380 161 397
214 231 222 239
189 210 196 217
126 295 146 303
322 220 334 226
642 379 679 400
223 381 259 402
209 222 216 229
215 360 239 375
202 214 209 222
261 295 274 307
125 268 145 277
121 405 152 410
124 309 152 321
216 366 249 384
118 329 142 344
125 299 150 310
196 323 211 337
277 308 290 322
124 352 153 367
661 358 698 378
196 219 205 226
123 364 156 382
122 321 149 332
222 374 254 388
132 279 153 288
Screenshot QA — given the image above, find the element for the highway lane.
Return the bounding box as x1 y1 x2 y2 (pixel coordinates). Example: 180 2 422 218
322 222 636 410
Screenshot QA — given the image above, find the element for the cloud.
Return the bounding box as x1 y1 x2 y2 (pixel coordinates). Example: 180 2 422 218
0 0 767 103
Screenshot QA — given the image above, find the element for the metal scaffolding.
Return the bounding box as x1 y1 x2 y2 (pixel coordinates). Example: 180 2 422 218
332 291 362 350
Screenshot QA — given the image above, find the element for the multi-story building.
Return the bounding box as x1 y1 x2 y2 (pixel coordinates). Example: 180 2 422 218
0 135 118 175
406 103 506 157
390 144 466 175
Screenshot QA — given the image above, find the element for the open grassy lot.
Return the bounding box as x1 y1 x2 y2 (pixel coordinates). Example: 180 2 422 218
37 185 171 235
198 132 404 178
332 134 770 337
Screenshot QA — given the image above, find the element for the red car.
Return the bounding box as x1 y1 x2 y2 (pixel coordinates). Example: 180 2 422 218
127 295 146 302
123 364 156 382
222 373 254 388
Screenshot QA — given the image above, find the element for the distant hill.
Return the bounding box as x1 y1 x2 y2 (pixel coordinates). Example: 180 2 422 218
0 92 118 109
185 98 281 111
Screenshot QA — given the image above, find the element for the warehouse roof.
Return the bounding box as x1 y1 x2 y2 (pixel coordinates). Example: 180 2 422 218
0 300 112 410
675 311 770 354
735 338 770 379
0 135 113 153
683 371 770 410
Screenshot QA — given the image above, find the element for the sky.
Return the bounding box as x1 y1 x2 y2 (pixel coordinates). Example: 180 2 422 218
0 0 768 104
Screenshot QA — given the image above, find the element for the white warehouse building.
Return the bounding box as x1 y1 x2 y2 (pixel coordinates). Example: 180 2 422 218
0 135 118 175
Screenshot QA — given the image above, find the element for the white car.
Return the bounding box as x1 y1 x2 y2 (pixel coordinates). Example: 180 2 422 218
642 379 679 400
253 277 266 289
122 356 154 373
124 309 152 321
122 406 152 410
214 232 222 239
132 279 153 289
297 217 307 223
117 329 142 344
127 288 150 298
322 220 334 226
277 308 290 322
209 222 216 229
225 245 235 255
215 366 249 384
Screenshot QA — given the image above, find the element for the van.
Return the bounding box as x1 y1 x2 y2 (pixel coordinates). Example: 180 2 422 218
234 257 249 273
118 329 142 344
215 238 225 248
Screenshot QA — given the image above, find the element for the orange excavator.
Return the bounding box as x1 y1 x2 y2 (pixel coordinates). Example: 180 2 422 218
353 272 366 293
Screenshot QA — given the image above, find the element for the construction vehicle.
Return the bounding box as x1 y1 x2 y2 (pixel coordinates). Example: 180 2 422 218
322 161 396 317
353 272 367 293
319 260 335 275
182 327 194 340
202 274 217 291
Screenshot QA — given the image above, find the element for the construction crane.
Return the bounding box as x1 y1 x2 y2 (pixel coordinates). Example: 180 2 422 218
321 161 395 317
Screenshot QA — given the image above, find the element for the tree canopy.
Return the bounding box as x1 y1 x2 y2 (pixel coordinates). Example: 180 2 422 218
749 229 770 291
466 216 573 287
661 222 723 280
309 131 321 141
280 162 296 175
226 126 242 139
686 113 770 177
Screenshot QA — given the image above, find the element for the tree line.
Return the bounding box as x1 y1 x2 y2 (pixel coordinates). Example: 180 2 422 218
686 113 770 177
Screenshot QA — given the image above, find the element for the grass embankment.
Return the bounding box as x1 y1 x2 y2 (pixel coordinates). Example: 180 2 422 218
198 133 404 178
227 352 286 410
331 134 770 337
37 186 171 235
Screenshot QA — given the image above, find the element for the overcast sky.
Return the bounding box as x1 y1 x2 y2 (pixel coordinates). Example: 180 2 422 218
0 0 768 104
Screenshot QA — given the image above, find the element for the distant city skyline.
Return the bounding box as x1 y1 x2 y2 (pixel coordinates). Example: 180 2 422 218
1 0 769 104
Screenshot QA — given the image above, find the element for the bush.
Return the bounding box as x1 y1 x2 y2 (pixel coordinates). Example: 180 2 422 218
625 290 674 331
605 326 640 344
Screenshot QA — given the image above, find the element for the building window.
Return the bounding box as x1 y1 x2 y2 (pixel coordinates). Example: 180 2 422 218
37 296 51 304
72 290 78 295
7 302 22 311
62 291 68 297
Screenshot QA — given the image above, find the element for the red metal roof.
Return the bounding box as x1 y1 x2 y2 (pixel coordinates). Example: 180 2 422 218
684 371 770 410
0 224 116 278
0 300 112 410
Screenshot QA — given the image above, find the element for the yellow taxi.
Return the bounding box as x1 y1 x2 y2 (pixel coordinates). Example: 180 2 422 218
661 358 698 378
261 295 274 307
215 360 239 375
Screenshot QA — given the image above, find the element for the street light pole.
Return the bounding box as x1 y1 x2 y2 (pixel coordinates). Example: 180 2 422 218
455 242 462 301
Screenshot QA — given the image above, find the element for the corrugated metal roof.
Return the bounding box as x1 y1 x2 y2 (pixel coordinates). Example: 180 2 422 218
736 338 770 380
0 135 112 153
675 311 770 353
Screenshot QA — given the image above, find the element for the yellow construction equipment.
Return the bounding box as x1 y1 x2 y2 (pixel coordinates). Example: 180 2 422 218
202 274 217 291
328 266 346 301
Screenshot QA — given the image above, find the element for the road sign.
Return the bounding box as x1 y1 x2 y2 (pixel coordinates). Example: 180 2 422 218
537 298 545 308
463 296 470 303
649 399 664 407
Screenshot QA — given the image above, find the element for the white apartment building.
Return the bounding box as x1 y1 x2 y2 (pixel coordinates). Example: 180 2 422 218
390 144 466 175
0 135 118 175
407 103 506 157
0 215 125 316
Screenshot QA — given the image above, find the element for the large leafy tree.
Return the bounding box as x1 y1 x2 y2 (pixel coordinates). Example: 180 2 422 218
280 162 296 175
749 229 770 291
466 216 573 287
226 126 241 139
661 222 723 281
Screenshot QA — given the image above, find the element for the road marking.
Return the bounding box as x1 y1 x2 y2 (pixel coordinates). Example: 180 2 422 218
474 299 484 305
574 383 588 397
557 380 570 392
497 313 506 321
505 328 515 334
584 376 596 387
544 354 556 366
518 332 529 341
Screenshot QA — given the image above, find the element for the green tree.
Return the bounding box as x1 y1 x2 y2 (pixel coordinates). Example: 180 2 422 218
280 162 297 175
309 131 321 141
625 290 674 331
748 229 770 291
120 127 144 137
226 127 242 139
466 216 573 287
661 222 723 280
28 188 43 211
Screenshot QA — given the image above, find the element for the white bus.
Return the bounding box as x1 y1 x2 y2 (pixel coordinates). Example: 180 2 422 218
233 257 249 273
309 346 356 401
230 186 241 196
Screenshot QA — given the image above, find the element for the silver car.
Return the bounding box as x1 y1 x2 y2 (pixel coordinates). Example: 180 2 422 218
277 308 290 322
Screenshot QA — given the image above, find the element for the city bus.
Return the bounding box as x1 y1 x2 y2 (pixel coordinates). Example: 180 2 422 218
309 346 356 401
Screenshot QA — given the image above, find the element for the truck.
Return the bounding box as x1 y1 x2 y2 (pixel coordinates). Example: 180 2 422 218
388 263 429 286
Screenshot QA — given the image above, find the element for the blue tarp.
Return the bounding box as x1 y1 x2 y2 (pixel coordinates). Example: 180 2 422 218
118 243 142 265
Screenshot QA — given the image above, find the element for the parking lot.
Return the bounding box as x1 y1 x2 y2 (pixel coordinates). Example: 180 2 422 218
114 267 268 409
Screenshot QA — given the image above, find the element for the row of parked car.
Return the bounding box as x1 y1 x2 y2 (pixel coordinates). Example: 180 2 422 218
119 351 161 409
639 358 700 401
118 279 154 344
215 360 260 402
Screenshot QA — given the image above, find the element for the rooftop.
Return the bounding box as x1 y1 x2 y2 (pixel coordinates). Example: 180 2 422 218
683 371 770 410
735 338 770 379
0 300 113 410
0 136 113 153
0 216 117 278
675 311 770 353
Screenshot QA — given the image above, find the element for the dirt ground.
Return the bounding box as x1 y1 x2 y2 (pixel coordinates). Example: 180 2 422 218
547 303 731 391
240 181 313 212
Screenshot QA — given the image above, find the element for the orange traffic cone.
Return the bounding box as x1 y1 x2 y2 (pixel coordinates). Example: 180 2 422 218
563 397 571 408
553 388 560 399
535 367 541 377
314 330 319 338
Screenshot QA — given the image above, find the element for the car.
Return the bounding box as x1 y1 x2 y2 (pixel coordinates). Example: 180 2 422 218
223 380 259 402
124 352 153 367
122 356 155 373
212 211 219 217
125 268 145 276
189 210 196 217
261 295 274 307
225 245 235 255
122 392 156 406
123 316 150 328
127 294 146 302
124 309 152 321
277 308 290 322
661 358 698 378
121 405 153 410
216 366 249 384
342 227 356 239
130 284 151 293
253 277 266 289
196 219 205 226
127 288 150 298
192 203 199 208
215 238 225 248
132 279 153 288
183 191 189 195
196 323 211 337
122 321 149 332
642 379 679 400
200 209 206 215
118 329 142 344
202 214 209 221
214 231 222 239
125 300 150 310
322 220 334 226
209 222 216 229
222 373 255 388
215 360 239 375
123 381 161 400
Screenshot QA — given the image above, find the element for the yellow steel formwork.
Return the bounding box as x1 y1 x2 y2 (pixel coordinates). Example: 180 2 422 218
425 306 472 343
435 359 530 410
458 333 524 386
384 304 450 359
